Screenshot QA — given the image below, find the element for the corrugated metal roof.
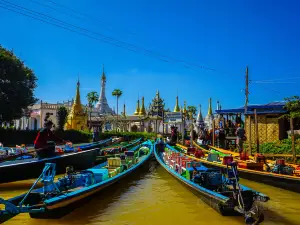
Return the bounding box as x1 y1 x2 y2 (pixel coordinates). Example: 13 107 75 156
215 101 287 115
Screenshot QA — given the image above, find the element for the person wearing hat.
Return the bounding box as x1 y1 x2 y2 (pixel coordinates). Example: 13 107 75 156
34 120 68 159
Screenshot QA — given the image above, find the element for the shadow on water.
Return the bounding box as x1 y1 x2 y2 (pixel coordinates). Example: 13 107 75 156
27 159 159 225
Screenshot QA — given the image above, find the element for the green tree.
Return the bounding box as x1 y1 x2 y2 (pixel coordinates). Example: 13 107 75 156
56 106 68 131
112 89 123 130
0 45 38 123
187 105 197 120
281 96 300 163
86 91 99 130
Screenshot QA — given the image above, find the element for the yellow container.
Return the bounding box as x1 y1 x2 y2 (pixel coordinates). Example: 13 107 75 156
108 158 121 167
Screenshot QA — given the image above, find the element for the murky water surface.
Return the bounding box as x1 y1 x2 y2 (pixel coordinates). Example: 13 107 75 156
1 159 300 225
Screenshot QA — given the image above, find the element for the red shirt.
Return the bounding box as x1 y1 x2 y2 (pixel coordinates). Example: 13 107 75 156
34 128 63 149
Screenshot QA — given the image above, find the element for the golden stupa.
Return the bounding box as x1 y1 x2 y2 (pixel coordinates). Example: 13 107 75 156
133 99 140 115
139 97 146 116
173 96 180 112
65 80 88 130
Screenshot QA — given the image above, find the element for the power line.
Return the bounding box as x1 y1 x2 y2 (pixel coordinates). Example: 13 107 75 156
251 76 300 82
44 0 137 36
0 0 215 71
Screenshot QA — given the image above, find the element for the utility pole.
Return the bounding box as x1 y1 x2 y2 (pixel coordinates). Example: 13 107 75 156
244 66 249 114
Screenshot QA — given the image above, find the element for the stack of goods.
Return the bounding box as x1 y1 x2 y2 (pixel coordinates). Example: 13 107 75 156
271 159 294 175
237 154 264 171
107 158 121 177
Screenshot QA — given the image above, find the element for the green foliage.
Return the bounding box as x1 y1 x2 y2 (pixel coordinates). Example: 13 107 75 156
187 105 197 119
112 89 123 98
245 137 300 155
280 96 300 119
86 91 99 108
0 45 38 122
56 106 68 131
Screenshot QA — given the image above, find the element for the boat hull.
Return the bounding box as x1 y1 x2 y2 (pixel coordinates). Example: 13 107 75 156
0 139 112 184
28 143 153 219
0 148 99 183
202 160 300 193
153 146 239 216
190 143 300 193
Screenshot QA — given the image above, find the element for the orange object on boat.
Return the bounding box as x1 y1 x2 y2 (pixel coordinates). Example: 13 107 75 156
240 152 249 160
195 150 204 158
254 154 265 163
276 159 285 166
187 147 196 155
77 147 82 152
223 156 234 165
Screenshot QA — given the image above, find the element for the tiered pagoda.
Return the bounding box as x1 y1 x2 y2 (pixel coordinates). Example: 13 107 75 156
204 97 214 130
95 65 114 114
149 90 165 117
65 80 88 130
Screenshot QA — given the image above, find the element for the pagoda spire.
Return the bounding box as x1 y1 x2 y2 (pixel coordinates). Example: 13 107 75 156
196 104 203 123
123 103 126 116
134 99 140 115
139 96 146 116
101 64 106 81
74 79 82 110
173 96 180 112
207 97 213 115
183 100 187 114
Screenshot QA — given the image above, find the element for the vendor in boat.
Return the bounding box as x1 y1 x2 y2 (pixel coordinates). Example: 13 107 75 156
34 120 68 159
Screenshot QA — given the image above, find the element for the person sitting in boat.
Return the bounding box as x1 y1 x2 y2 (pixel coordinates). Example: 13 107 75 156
235 124 246 153
34 120 69 159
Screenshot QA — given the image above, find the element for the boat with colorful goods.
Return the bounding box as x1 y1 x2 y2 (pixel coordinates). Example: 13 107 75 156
97 138 143 162
0 140 153 223
176 142 300 193
0 138 113 184
154 142 269 224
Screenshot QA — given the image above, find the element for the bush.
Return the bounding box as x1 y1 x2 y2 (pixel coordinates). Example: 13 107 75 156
0 128 156 146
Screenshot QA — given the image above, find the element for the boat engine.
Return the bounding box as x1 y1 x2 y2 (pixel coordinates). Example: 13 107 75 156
193 172 222 190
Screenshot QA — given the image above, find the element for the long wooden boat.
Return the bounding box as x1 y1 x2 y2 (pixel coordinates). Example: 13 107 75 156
0 138 113 184
177 142 300 193
0 140 153 223
154 142 269 224
96 138 143 163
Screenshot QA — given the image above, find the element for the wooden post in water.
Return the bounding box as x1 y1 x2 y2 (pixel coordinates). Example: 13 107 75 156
254 109 259 153
290 117 296 163
248 115 252 155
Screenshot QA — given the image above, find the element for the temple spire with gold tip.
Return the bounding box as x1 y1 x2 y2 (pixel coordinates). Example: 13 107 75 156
139 97 146 116
207 97 213 115
173 96 180 112
183 101 187 114
65 79 88 130
134 99 140 115
204 97 214 129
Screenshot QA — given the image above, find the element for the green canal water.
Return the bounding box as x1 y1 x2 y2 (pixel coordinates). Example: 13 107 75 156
1 159 300 225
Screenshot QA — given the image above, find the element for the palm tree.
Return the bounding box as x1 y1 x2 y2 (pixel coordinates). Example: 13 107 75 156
86 91 99 130
112 89 123 130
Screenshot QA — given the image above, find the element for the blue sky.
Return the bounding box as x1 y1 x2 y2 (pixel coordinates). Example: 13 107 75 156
1 0 300 115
